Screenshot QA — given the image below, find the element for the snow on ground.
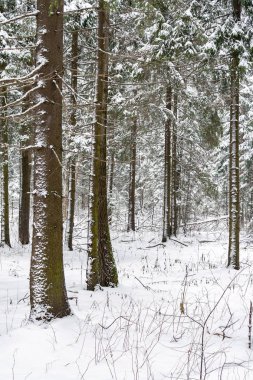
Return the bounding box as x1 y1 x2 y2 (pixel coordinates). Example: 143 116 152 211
0 225 253 379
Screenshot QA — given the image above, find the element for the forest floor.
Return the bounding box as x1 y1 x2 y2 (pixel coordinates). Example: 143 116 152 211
0 224 253 379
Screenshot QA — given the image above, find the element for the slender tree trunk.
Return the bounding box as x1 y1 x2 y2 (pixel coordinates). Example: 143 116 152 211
0 87 11 247
162 86 172 241
182 143 193 232
30 0 71 320
228 0 241 269
63 158 70 223
172 92 179 237
68 159 76 251
87 0 118 290
19 144 31 245
19 87 31 245
109 151 115 198
108 149 115 223
68 27 79 251
127 117 137 232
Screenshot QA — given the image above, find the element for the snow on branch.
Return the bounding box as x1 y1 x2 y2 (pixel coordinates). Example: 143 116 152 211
0 11 39 26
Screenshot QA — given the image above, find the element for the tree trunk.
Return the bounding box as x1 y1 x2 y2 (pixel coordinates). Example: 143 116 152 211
30 0 71 320
228 0 241 270
108 149 115 223
162 86 172 241
172 92 179 237
67 26 79 251
19 87 31 245
127 117 137 232
68 159 76 251
87 0 118 290
0 87 11 247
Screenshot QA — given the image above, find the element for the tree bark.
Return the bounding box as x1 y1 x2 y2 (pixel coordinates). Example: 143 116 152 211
19 86 31 245
172 92 179 237
162 86 172 241
0 87 11 248
228 0 241 269
87 0 118 290
30 0 71 320
127 117 137 232
68 26 79 251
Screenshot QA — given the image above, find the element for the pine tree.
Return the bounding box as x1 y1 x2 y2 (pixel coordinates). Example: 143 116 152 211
30 0 71 320
87 0 118 290
227 0 241 269
67 18 79 252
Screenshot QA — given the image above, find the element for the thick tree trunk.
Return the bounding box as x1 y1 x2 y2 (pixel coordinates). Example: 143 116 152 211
87 0 118 290
228 0 241 269
0 87 11 248
67 27 78 251
30 0 71 320
127 117 137 232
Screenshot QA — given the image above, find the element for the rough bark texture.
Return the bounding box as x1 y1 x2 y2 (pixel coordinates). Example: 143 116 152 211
67 27 78 251
0 87 11 247
228 0 241 270
87 0 118 290
127 117 137 232
30 0 71 320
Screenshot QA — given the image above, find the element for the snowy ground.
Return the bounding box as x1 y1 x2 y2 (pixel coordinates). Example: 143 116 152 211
0 224 253 380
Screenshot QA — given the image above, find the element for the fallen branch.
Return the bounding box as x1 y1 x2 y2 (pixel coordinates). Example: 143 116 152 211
180 215 228 227
134 276 152 291
146 243 165 249
170 238 188 247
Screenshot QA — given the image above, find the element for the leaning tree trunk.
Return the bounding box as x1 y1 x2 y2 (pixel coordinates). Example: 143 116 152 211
67 26 79 251
162 86 172 242
19 86 31 245
87 0 118 290
127 117 137 232
0 87 11 248
228 0 241 270
30 0 71 320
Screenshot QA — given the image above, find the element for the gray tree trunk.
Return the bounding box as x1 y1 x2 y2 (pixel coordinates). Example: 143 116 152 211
0 87 11 248
228 0 241 270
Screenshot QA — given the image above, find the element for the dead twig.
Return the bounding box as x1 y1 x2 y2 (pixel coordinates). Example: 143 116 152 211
145 243 165 249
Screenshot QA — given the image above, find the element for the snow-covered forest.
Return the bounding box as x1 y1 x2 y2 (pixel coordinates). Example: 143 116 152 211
0 0 253 379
